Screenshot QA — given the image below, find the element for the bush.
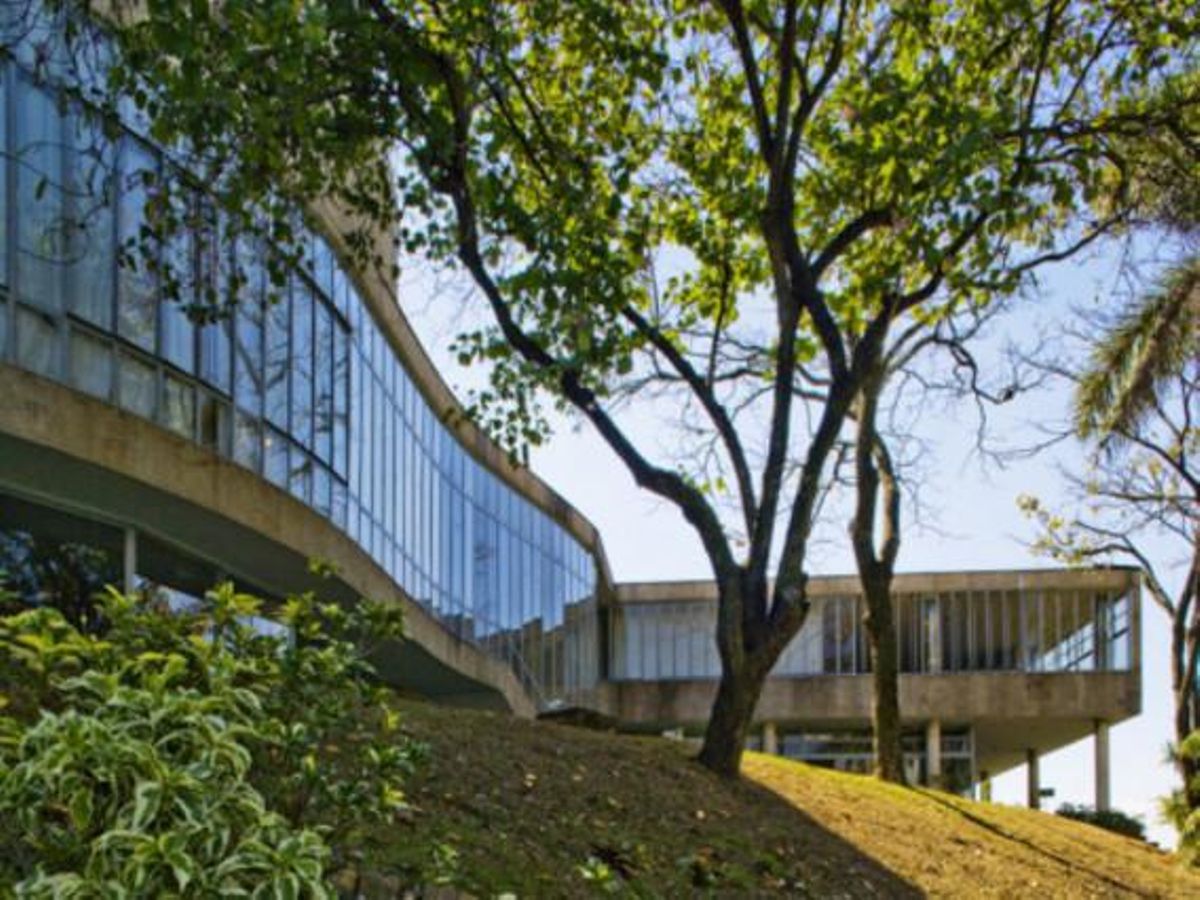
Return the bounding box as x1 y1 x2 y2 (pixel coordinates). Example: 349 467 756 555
0 578 425 893
1056 803 1146 841
1162 729 1200 864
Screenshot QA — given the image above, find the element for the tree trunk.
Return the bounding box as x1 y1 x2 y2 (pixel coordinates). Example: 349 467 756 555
1172 616 1200 812
849 367 906 785
864 593 906 784
697 663 769 777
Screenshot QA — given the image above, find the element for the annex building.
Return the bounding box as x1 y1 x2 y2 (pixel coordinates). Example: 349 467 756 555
0 2 1137 810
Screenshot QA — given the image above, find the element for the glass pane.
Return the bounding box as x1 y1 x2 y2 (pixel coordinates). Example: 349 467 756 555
313 463 331 516
264 290 289 428
198 393 228 453
15 304 57 376
199 319 231 393
67 109 116 327
289 443 312 504
15 77 67 309
118 352 156 418
233 411 262 472
314 237 334 298
117 142 158 350
333 326 348 477
160 299 194 371
314 300 333 463
162 375 194 438
264 428 288 488
233 241 264 414
69 329 111 399
291 283 313 448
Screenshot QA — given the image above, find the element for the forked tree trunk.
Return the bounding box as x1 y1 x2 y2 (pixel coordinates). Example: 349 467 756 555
863 588 906 784
850 368 907 785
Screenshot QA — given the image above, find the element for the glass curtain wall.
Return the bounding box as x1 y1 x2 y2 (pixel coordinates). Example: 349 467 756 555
0 8 599 707
609 586 1134 681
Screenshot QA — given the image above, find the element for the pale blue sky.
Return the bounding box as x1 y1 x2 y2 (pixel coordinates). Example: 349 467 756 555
401 241 1187 848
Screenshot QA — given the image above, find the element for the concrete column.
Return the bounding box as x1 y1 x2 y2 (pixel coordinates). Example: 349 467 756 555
979 770 992 803
1094 720 1111 812
926 719 942 788
122 527 138 596
762 722 779 756
1027 748 1040 810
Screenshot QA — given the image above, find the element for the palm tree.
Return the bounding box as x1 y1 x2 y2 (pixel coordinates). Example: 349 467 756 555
1068 257 1199 827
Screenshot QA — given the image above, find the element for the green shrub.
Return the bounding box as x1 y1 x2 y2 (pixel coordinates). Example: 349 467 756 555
1162 729 1200 864
0 579 425 893
2 669 329 897
1056 803 1146 841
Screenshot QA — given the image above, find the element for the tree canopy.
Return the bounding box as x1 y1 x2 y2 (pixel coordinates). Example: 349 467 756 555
69 0 1199 773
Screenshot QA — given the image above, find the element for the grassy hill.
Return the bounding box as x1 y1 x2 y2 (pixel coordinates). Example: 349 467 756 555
368 701 1198 898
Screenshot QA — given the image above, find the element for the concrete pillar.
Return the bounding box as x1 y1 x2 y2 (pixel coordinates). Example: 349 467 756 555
979 770 992 803
762 722 779 756
926 719 942 788
122 527 138 596
1027 748 1041 810
1094 720 1111 812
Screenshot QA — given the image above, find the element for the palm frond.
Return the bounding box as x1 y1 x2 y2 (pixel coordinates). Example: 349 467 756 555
1074 256 1200 441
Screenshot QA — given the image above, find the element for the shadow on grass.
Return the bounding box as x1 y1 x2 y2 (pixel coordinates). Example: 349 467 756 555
718 766 925 898
385 704 924 897
921 790 1152 898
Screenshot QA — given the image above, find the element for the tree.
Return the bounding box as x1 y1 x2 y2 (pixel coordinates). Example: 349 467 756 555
1022 256 1199 823
85 0 1192 776
847 299 1025 784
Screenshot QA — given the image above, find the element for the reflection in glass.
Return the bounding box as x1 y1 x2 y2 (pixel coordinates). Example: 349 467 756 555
67 111 115 327
264 287 290 429
264 428 288 488
16 74 67 308
117 142 158 350
199 319 231 393
233 412 261 472
161 375 194 438
198 392 228 452
160 298 194 372
1 37 601 707
118 352 156 418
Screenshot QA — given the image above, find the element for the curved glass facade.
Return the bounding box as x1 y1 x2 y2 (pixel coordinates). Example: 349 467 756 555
0 9 599 706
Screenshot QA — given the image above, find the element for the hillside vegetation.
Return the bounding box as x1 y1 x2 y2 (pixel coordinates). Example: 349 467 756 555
375 701 1199 898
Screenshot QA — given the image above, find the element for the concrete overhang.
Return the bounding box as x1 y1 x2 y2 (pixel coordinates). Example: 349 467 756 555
615 566 1141 604
0 363 536 715
596 668 1140 777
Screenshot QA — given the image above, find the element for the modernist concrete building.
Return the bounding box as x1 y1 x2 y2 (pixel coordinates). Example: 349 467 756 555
0 1 1137 809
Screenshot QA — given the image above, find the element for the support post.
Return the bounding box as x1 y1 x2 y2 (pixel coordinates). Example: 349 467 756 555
1094 719 1111 812
122 527 137 596
762 722 779 756
926 719 942 788
979 770 992 803
1027 748 1040 810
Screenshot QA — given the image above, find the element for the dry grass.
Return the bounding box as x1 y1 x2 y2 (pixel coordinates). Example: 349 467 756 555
368 701 1199 898
743 753 1195 899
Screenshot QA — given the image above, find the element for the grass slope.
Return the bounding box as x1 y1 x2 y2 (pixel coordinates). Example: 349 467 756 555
374 701 1198 898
